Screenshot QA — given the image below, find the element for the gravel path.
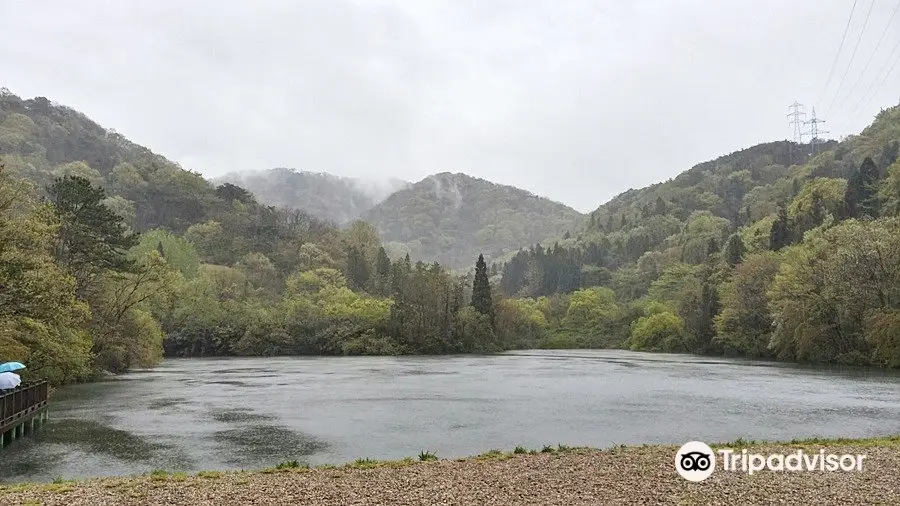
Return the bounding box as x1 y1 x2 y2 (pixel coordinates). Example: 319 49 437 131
2 442 898 505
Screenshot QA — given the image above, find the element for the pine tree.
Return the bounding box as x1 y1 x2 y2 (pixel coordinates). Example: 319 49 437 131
769 206 791 251
858 157 881 218
694 279 720 353
654 196 667 215
373 246 392 296
724 233 745 266
49 175 138 297
471 253 494 325
345 245 370 291
845 157 881 219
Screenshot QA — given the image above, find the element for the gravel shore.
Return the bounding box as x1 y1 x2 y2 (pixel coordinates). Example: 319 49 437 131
2 439 898 505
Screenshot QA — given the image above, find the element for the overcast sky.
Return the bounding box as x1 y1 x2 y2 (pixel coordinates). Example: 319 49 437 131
2 1 898 212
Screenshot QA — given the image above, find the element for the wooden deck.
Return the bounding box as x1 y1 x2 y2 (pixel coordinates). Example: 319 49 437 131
0 381 49 449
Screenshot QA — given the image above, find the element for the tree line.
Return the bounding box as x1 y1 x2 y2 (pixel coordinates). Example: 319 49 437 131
495 148 900 367
1 160 545 385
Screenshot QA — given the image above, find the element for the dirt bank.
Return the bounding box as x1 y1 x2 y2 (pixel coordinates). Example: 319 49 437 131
2 438 898 505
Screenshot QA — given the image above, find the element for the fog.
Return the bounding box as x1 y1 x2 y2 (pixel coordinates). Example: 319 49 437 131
1 0 898 211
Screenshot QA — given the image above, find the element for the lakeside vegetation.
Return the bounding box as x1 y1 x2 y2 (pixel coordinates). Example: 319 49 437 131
496 105 900 368
2 89 900 389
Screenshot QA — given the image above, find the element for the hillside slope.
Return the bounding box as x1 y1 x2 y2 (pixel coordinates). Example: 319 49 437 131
364 172 584 268
495 103 900 368
0 88 223 233
218 168 408 225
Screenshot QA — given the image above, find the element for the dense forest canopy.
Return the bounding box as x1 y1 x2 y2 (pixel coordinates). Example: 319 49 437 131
364 172 585 269
495 103 900 367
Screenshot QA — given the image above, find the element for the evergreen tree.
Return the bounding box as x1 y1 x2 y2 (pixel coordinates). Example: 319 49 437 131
654 196 667 215
49 176 138 297
471 253 494 325
345 245 370 291
373 246 392 296
844 157 881 219
694 279 720 353
724 233 745 266
769 206 791 251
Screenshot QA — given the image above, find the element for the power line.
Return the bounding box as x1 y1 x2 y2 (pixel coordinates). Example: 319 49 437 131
841 34 900 130
787 101 807 143
851 46 900 122
825 0 878 114
831 0 900 115
818 0 860 104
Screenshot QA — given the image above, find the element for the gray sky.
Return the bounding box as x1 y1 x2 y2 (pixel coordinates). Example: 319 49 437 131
2 0 898 212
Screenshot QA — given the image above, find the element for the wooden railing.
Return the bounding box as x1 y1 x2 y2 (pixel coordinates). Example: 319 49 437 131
0 381 49 434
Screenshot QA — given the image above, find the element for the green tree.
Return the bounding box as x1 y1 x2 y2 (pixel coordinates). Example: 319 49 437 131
723 233 746 266
373 246 392 296
345 245 371 292
769 205 791 251
471 253 494 325
130 229 200 278
714 251 781 357
877 160 900 216
627 310 687 352
769 218 900 364
844 157 881 219
49 176 138 297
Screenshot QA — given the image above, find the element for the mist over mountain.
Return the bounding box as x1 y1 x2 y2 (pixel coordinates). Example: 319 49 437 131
217 168 409 224
364 172 584 268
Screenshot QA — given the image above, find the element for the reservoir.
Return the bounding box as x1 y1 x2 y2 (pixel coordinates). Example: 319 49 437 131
3 350 899 483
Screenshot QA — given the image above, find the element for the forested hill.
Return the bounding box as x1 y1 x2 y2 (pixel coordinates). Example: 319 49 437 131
497 103 900 367
0 90 542 385
0 89 224 233
364 172 584 269
217 168 409 225
586 140 836 233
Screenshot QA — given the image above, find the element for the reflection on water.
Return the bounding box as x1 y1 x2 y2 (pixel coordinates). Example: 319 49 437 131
2 349 899 483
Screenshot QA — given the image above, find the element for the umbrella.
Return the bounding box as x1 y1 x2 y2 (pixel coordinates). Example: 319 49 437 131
0 372 21 390
0 362 25 373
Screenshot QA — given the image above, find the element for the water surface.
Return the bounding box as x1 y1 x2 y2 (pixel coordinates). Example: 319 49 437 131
3 350 899 483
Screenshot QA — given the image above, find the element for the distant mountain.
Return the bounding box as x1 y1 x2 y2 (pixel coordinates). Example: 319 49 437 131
217 168 409 224
364 172 584 268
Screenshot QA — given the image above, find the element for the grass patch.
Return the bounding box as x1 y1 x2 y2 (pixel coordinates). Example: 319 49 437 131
40 483 74 494
261 459 309 474
475 449 509 460
197 471 224 479
541 445 555 453
350 458 379 469
386 457 416 468
418 451 438 462
149 470 170 482
0 484 32 493
513 446 528 454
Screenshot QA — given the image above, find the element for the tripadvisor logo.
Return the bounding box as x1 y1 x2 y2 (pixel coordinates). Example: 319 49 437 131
675 441 867 482
675 441 716 482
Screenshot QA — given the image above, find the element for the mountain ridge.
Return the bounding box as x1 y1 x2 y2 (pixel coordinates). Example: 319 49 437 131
364 171 584 268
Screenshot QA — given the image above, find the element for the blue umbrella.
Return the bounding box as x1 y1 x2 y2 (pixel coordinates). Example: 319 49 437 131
0 362 25 373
